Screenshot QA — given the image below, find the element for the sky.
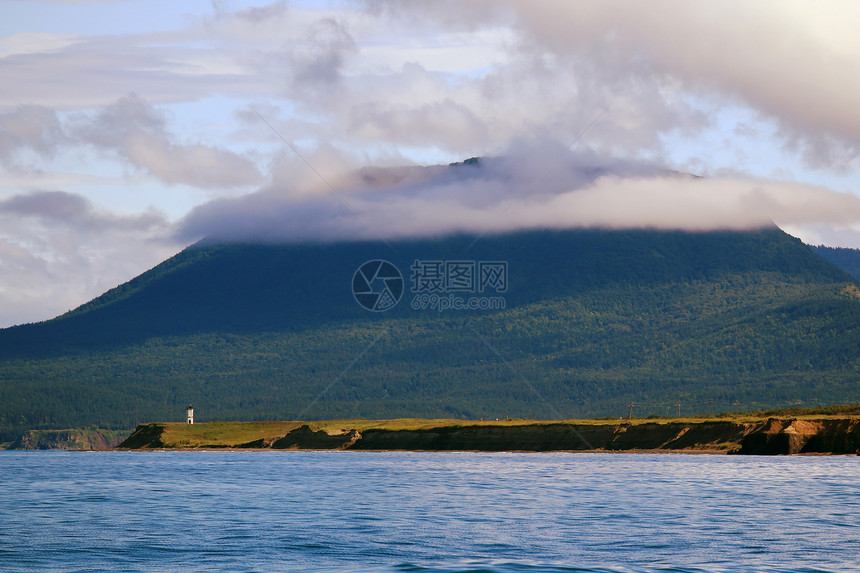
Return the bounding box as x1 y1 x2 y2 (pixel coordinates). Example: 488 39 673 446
2 0 860 327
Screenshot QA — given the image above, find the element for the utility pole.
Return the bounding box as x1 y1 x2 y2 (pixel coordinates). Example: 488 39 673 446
676 401 681 418
628 403 634 420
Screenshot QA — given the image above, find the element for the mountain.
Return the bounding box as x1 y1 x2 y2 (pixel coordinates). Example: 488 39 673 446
2 227 860 443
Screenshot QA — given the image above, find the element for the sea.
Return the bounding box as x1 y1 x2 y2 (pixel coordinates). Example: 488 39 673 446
0 451 857 573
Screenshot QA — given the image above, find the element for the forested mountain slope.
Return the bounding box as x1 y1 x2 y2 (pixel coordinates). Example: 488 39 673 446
1 227 859 442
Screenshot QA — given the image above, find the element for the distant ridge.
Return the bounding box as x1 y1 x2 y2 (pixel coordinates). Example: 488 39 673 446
1 226 859 442
810 245 860 282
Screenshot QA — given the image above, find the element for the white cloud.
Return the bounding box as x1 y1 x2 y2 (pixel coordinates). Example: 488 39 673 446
3 0 860 168
0 190 181 327
0 105 67 170
0 33 83 58
0 94 263 190
368 0 860 168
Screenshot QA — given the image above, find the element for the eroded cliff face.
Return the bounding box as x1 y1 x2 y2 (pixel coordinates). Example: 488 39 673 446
11 429 130 450
271 425 361 449
113 424 166 449
347 421 756 452
118 418 860 454
736 418 860 454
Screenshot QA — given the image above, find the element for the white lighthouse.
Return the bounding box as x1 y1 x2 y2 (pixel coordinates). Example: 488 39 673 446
186 405 194 424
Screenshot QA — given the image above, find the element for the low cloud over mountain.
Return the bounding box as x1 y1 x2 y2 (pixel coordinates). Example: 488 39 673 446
176 144 860 243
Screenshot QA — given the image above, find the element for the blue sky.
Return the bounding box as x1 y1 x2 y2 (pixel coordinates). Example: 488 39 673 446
2 0 860 326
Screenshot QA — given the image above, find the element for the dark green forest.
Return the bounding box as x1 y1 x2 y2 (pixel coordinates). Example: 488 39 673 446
1 227 859 442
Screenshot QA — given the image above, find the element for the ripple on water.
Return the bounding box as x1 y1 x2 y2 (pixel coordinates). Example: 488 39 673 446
0 451 858 573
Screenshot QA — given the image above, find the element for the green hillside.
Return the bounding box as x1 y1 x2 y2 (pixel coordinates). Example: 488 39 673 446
1 227 859 442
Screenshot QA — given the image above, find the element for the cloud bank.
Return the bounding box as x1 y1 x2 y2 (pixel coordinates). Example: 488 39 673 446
5 0 860 169
176 146 860 244
363 0 860 170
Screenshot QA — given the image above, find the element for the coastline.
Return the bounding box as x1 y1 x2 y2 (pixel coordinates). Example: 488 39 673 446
117 416 860 455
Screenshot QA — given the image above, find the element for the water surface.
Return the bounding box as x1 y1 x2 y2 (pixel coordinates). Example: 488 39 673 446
0 451 857 572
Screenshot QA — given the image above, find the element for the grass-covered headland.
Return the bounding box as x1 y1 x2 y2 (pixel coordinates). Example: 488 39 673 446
119 406 860 455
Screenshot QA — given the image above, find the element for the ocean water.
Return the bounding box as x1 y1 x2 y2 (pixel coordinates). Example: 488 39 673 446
0 451 857 573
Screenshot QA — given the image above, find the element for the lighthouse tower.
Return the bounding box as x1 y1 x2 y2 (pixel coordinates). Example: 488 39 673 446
186 405 194 424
